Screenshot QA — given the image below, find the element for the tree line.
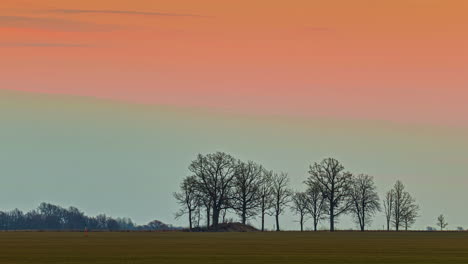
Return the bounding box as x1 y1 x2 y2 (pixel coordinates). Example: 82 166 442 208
0 202 177 231
174 152 421 232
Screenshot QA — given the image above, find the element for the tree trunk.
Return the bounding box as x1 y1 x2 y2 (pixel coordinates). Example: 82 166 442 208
261 212 265 232
300 215 304 232
212 209 220 227
242 203 247 225
330 206 335 232
275 213 280 231
206 206 211 228
188 210 193 231
360 214 365 232
314 219 318 231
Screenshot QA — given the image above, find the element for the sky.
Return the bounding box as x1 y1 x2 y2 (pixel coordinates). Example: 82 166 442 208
0 1 467 230
1 0 467 125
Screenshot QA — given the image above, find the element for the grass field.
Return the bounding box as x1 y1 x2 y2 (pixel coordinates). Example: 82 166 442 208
1 231 468 263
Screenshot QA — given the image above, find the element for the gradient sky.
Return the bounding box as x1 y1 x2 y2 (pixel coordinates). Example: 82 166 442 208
1 1 467 229
1 0 467 125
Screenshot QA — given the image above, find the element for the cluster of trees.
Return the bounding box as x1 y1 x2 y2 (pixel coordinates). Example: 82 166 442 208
175 152 421 232
174 152 294 231
0 203 176 231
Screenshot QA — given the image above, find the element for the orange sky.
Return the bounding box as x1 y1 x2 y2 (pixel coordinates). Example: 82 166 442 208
1 0 467 125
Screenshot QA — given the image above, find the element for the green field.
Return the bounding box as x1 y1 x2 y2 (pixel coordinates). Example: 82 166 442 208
1 231 468 263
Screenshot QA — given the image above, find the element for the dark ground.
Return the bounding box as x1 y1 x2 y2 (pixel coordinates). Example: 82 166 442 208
1 231 468 263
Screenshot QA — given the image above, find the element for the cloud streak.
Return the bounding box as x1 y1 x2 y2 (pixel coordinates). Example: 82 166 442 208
0 15 118 31
49 9 210 18
0 42 90 47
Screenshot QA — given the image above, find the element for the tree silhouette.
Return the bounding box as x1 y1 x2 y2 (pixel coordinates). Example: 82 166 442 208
437 214 449 231
232 161 263 225
174 175 200 230
272 172 291 231
291 192 309 232
307 158 353 232
349 174 381 231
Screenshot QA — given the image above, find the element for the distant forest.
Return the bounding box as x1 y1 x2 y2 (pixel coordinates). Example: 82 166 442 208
0 203 177 231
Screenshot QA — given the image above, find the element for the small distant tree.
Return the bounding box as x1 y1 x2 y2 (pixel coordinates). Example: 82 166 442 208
272 172 291 231
258 170 275 232
457 227 464 231
174 175 200 230
437 214 448 231
304 180 326 231
349 174 381 231
291 192 309 232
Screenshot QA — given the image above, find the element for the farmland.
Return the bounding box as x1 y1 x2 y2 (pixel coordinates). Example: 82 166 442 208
1 231 467 263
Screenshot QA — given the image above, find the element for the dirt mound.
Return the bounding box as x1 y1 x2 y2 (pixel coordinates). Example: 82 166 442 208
190 223 258 232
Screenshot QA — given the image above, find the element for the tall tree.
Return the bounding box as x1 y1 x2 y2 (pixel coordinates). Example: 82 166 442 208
232 160 263 225
174 175 200 230
291 192 309 231
391 180 419 231
349 174 381 231
189 152 237 227
437 214 449 231
307 158 353 231
304 180 326 231
272 172 291 231
258 169 274 231
383 190 395 231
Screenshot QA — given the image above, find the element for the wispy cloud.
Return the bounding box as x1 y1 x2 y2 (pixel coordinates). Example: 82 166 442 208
0 15 118 31
0 42 90 47
49 9 210 18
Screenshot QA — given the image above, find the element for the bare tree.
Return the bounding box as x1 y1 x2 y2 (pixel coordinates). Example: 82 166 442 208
291 192 309 231
437 214 449 231
383 190 395 231
174 176 200 230
307 158 353 231
272 172 291 231
392 180 419 231
402 202 419 231
349 174 381 231
232 161 263 225
304 180 326 231
189 152 237 227
259 169 274 231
